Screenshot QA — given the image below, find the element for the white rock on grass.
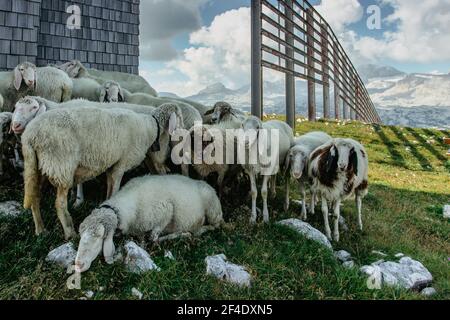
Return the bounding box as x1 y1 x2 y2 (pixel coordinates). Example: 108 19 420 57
46 243 76 268
0 201 23 217
164 250 175 260
205 254 251 288
443 205 450 219
335 250 352 262
84 291 94 299
395 253 405 258
124 241 160 274
131 288 143 300
421 287 437 297
360 257 433 290
277 219 332 250
343 261 355 269
372 250 387 257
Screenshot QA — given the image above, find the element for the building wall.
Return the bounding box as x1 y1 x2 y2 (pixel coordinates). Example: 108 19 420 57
0 0 140 74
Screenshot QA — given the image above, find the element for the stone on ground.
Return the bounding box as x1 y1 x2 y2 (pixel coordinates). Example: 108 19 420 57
335 250 352 262
443 205 450 219
45 243 76 268
124 241 160 274
421 287 437 297
360 257 433 290
343 261 355 269
164 250 175 260
205 254 251 287
277 219 332 250
0 201 23 217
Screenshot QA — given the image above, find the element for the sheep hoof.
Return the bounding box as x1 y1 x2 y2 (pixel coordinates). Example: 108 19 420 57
35 228 47 236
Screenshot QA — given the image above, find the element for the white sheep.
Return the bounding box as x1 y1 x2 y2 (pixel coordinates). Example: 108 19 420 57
283 131 332 219
57 60 157 96
204 102 247 128
240 116 294 223
74 174 223 272
308 138 369 242
22 104 184 239
71 78 118 102
0 62 72 112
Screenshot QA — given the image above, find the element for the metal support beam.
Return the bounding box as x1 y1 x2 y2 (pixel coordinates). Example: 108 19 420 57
306 8 316 121
285 0 295 130
251 0 263 119
343 100 349 119
333 42 340 120
321 23 330 119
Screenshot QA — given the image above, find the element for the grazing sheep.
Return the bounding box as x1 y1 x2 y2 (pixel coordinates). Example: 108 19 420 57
22 104 183 239
0 62 72 112
240 116 294 223
75 174 223 272
57 60 157 96
283 131 332 219
308 138 369 242
204 102 247 128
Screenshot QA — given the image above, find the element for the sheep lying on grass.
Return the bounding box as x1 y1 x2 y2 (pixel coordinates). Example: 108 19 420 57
241 116 294 223
284 131 332 218
75 174 223 272
71 78 122 103
22 104 183 239
308 138 369 241
57 60 157 96
0 62 72 112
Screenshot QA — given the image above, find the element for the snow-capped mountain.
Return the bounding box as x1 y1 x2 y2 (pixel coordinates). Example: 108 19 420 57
166 64 450 129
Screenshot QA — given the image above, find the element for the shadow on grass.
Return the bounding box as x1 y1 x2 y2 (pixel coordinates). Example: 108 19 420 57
389 126 433 171
405 128 447 164
372 124 407 168
422 129 449 149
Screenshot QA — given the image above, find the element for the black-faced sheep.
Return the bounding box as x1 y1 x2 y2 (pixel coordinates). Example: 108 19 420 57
75 174 223 272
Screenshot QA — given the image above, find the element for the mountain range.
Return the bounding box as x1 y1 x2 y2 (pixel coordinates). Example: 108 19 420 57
160 64 450 129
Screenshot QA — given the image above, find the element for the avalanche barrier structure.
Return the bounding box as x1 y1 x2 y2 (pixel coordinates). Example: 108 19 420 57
251 0 382 127
0 0 140 74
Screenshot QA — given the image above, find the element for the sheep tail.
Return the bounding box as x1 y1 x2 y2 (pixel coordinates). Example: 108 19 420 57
23 141 39 209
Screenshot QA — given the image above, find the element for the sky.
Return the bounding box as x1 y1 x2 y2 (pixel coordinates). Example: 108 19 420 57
138 0 450 97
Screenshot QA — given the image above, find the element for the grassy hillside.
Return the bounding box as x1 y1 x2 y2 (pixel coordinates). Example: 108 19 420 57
0 119 449 300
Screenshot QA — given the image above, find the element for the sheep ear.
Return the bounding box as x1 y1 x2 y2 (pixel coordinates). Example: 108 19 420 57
14 67 23 91
168 112 177 135
350 148 358 176
99 88 107 102
103 229 115 264
204 109 215 116
36 101 47 115
326 146 338 175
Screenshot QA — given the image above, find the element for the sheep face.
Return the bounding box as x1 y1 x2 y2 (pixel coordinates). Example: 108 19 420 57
59 60 84 78
14 62 37 91
100 81 123 103
75 224 106 273
206 102 233 124
11 97 46 134
334 139 358 173
286 146 307 179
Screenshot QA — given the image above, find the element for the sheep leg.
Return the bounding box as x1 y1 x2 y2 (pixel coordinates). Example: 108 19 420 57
356 194 363 231
332 200 341 242
73 184 84 208
194 225 217 236
283 176 290 212
300 181 307 220
310 191 316 215
30 177 45 235
270 175 277 197
261 175 270 223
321 196 332 240
249 172 258 224
55 186 75 240
109 171 124 198
157 232 192 243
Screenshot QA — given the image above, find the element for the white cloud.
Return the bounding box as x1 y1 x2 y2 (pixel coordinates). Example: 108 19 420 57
350 0 450 63
315 0 363 32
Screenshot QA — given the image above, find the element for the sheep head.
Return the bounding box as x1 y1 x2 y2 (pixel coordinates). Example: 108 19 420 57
333 138 358 175
75 208 118 273
58 60 86 78
14 62 37 91
11 97 47 134
285 146 308 180
205 101 234 124
100 81 124 103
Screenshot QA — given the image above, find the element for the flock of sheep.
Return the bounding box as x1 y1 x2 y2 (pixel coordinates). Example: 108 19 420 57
0 60 369 273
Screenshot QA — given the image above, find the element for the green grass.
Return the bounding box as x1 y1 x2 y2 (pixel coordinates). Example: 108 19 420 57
0 118 449 300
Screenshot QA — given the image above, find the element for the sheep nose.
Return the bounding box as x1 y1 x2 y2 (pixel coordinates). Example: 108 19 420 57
27 80 35 87
75 262 84 273
12 123 23 132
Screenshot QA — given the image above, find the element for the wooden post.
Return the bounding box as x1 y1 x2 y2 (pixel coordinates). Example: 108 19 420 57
251 0 263 119
321 22 330 119
285 0 295 130
306 8 316 122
